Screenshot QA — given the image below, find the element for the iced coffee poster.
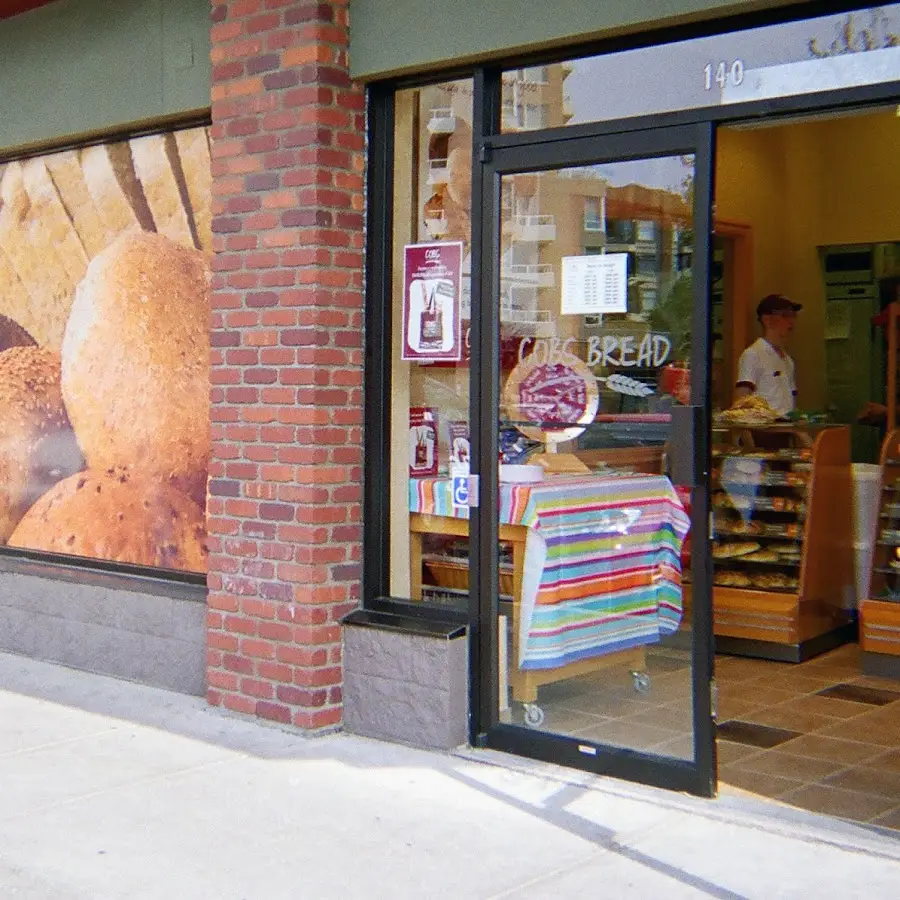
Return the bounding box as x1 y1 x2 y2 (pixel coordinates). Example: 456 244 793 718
402 241 463 362
0 125 211 574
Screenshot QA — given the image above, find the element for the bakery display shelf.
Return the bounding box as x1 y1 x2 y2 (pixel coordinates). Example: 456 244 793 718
714 529 802 542
712 499 807 516
863 430 900 676
716 478 808 491
712 573 801 593
716 555 801 568
702 426 854 662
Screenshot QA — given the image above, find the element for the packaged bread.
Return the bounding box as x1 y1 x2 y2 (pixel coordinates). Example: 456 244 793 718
8 467 206 572
61 232 210 505
0 347 82 541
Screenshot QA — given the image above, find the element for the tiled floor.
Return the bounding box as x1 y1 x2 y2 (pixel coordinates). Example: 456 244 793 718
507 641 900 832
716 643 900 831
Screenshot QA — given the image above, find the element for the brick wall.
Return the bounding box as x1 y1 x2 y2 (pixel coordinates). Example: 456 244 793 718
206 0 364 730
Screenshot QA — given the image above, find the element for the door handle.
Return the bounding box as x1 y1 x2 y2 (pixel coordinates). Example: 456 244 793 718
669 405 704 488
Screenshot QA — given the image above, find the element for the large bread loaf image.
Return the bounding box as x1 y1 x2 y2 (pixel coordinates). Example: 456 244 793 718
61 232 210 504
0 347 82 541
9 467 207 571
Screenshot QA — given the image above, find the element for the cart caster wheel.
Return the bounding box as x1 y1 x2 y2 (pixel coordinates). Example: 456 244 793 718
631 671 652 694
523 703 545 728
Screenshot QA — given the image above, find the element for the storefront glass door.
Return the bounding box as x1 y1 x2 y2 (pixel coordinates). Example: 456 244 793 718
476 126 716 795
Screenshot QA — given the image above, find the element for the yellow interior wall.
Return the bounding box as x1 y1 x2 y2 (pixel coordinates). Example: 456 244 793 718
716 109 900 411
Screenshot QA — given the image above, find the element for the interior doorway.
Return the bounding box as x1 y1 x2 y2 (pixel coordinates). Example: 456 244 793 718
711 103 900 830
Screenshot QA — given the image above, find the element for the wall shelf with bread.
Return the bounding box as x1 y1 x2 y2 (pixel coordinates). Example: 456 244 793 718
860 428 900 678
685 424 854 662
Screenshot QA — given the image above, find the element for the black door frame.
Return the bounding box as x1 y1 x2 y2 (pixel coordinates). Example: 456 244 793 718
468 123 717 797
361 5 900 803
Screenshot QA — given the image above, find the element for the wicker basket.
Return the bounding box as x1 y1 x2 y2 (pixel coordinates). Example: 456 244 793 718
424 557 514 595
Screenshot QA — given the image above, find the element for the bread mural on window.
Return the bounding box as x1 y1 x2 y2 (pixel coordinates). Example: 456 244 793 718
0 125 211 574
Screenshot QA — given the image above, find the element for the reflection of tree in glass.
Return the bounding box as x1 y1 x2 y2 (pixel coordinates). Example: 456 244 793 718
808 8 899 57
648 273 693 364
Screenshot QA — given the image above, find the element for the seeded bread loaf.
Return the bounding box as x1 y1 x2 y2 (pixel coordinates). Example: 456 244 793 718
0 347 81 541
9 467 207 572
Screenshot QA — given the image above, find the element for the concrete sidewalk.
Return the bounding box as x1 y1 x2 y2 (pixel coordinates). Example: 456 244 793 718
1 653 899 900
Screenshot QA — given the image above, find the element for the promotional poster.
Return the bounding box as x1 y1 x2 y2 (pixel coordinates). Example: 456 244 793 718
401 241 463 362
0 125 211 574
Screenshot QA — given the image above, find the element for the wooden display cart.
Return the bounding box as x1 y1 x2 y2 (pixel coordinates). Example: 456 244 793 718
408 512 647 718
685 424 855 661
860 428 900 678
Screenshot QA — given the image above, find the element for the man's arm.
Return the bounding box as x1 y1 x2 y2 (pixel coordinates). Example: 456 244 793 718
733 347 757 405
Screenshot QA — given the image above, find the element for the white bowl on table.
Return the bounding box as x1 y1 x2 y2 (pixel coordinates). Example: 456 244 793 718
499 464 544 484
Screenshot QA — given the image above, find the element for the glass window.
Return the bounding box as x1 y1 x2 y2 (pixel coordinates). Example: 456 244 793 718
0 125 211 576
502 5 900 131
495 154 696 756
583 197 604 231
390 80 473 611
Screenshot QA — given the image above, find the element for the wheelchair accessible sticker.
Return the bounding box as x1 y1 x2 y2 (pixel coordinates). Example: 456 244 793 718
451 462 470 510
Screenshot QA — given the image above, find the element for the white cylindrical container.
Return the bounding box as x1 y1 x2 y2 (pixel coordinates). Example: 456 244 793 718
851 463 882 605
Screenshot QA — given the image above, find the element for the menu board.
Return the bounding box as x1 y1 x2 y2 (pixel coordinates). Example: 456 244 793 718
561 253 628 315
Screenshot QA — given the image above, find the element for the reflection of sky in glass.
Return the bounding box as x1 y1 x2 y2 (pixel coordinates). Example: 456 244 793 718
592 156 692 193
564 5 900 122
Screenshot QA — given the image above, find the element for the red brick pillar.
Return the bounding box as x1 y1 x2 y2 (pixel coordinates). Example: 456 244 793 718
206 0 364 730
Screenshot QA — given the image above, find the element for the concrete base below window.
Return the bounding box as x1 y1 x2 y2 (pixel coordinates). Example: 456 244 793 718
343 611 468 750
0 566 206 696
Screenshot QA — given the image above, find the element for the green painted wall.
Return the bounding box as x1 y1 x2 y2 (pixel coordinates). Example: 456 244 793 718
349 0 802 79
0 0 210 155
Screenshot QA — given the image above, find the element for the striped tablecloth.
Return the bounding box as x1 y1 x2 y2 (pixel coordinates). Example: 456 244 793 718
410 474 691 670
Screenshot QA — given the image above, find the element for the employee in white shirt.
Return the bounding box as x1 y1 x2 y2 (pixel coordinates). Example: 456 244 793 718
735 293 802 415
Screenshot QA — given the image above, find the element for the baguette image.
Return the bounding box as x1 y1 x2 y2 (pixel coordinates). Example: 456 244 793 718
0 162 85 348
45 149 119 257
173 128 212 252
129 133 196 249
80 140 156 237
